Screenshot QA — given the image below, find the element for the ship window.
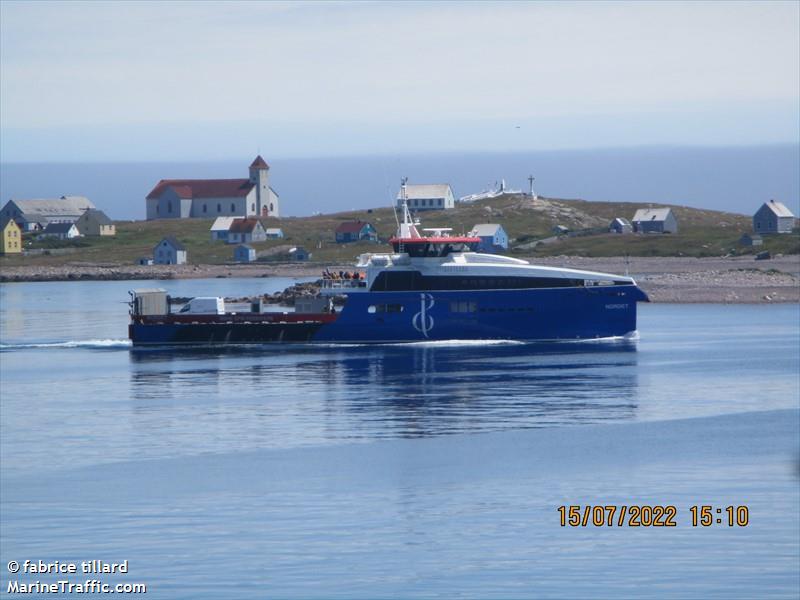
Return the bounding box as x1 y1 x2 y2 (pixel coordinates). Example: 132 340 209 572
368 304 404 314
450 301 477 313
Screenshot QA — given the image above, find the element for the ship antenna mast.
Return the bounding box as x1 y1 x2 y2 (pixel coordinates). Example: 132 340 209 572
395 177 421 239
393 176 406 231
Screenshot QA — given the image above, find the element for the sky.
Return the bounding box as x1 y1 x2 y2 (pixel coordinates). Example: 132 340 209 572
1 0 799 162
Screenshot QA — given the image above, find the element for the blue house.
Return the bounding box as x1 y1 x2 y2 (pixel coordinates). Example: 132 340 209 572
469 223 508 253
609 217 633 234
335 220 378 243
153 236 187 265
234 244 256 263
753 200 795 235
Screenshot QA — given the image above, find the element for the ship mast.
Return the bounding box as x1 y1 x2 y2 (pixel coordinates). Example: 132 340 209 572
397 177 421 239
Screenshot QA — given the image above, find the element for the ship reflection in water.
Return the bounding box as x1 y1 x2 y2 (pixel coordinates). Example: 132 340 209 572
128 340 639 445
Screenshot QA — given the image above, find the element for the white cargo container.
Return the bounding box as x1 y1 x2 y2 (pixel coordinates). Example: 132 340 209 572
130 289 168 316
178 297 226 315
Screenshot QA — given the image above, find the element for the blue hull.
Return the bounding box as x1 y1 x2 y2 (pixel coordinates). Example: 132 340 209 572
129 285 648 346
313 285 647 343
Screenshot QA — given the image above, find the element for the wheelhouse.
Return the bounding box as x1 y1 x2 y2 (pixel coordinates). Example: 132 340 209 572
389 236 481 257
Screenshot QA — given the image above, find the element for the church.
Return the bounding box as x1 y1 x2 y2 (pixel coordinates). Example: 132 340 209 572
145 156 280 220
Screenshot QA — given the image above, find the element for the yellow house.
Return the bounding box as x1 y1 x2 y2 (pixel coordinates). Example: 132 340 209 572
1 218 23 254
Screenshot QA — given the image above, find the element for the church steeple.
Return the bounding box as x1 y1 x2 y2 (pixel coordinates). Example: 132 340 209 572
248 156 272 217
250 155 269 171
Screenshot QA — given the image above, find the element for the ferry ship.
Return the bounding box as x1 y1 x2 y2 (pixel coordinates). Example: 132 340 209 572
129 196 648 346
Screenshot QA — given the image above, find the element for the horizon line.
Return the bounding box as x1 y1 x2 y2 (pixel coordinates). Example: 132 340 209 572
1 142 798 165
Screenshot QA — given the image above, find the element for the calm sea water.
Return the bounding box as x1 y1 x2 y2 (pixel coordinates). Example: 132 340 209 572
1 278 798 598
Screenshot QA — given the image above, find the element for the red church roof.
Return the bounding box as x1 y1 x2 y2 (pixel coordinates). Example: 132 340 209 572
146 179 254 200
250 155 269 169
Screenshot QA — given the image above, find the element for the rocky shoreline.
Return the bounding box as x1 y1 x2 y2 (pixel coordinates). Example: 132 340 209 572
1 256 798 303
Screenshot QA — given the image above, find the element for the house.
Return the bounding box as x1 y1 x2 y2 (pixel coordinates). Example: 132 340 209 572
153 237 187 265
210 217 236 241
753 200 795 235
739 233 763 247
227 218 266 244
632 208 678 233
609 217 633 234
1 196 95 231
265 228 284 239
335 220 378 243
234 244 257 263
1 217 22 254
75 209 115 236
40 222 81 240
289 246 310 261
396 183 455 211
469 223 508 252
145 156 281 220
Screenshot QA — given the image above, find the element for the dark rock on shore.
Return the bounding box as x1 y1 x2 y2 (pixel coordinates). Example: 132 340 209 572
167 280 326 307
262 280 324 305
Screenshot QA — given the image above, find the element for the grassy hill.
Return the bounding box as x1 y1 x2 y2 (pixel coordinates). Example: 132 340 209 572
1 194 797 267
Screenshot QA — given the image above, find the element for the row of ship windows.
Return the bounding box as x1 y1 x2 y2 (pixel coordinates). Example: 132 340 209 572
451 302 535 313
370 272 587 291
367 304 404 314
366 302 536 314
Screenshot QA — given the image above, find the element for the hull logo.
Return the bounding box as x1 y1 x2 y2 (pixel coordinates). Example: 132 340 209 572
412 293 435 337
